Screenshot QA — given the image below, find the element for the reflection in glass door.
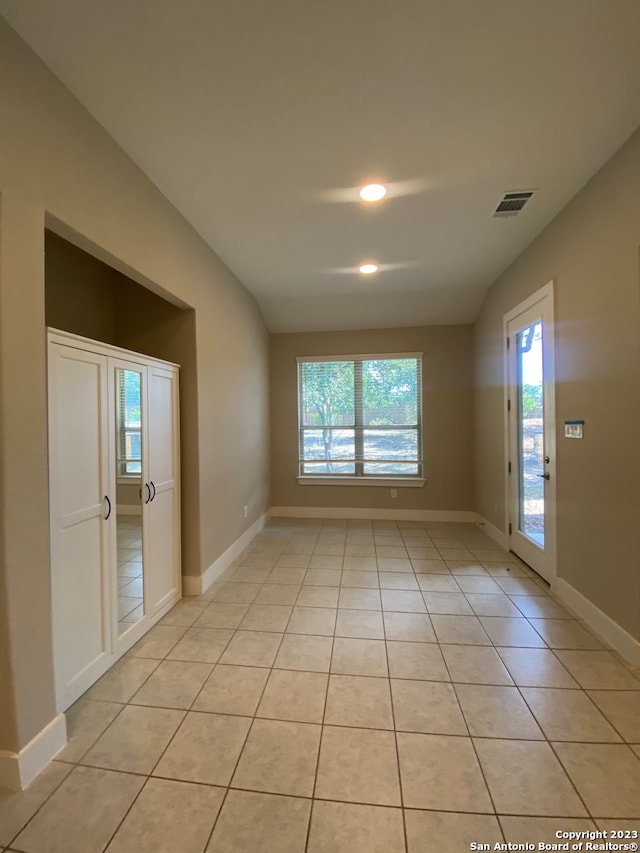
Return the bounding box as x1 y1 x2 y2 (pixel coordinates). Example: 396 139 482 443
516 322 545 547
114 367 144 636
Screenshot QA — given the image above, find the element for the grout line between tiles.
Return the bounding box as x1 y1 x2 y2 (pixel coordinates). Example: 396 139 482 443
15 518 640 852
384 604 410 853
438 630 503 833
199 644 287 853
303 633 333 852
4 647 172 851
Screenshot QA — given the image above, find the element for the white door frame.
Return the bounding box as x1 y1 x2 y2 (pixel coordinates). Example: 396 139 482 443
503 280 557 582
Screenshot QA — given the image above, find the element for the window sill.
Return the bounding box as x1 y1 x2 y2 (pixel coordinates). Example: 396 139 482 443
117 475 142 485
297 477 425 488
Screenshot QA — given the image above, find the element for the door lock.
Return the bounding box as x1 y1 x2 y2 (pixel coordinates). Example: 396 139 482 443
537 472 550 480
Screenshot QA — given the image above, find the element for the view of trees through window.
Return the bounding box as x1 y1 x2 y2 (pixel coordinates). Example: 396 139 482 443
117 369 142 475
298 357 421 476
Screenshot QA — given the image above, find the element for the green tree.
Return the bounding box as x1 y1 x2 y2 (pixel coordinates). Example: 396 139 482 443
521 383 542 418
300 361 354 466
124 370 141 423
362 359 417 424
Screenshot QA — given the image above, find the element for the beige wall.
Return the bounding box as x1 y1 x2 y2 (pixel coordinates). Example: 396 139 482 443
0 19 269 755
270 326 474 512
474 127 640 640
116 481 142 508
45 230 118 344
0 196 56 752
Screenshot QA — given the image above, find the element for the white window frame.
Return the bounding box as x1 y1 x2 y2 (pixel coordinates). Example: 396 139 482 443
296 352 425 487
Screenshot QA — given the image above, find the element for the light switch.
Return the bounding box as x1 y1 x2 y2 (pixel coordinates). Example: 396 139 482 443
564 420 584 439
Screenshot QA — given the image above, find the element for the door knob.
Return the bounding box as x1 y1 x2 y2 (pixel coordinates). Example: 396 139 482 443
537 473 550 480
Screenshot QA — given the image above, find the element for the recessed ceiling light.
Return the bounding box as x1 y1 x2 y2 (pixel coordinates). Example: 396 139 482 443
359 183 387 202
359 263 378 275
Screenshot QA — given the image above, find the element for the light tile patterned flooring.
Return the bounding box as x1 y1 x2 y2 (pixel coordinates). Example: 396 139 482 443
2 519 639 852
117 516 144 633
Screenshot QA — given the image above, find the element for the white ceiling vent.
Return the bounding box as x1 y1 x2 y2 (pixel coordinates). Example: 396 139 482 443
493 190 534 218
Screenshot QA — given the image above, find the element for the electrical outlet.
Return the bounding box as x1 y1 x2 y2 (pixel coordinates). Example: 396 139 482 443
390 489 397 499
243 505 248 518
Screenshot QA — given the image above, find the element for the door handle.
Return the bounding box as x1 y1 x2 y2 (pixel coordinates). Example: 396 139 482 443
104 495 112 520
144 482 151 503
150 481 156 502
537 473 550 480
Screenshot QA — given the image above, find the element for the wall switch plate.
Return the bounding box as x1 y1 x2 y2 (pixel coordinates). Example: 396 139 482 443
564 420 584 439
243 505 248 518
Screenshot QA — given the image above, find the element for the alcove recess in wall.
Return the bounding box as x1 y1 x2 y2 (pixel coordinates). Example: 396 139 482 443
44 229 199 576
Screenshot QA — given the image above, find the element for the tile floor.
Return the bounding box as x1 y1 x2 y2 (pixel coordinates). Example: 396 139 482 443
117 516 144 634
2 519 639 852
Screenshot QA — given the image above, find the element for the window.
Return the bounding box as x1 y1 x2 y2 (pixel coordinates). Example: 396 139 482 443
297 354 423 479
116 369 142 476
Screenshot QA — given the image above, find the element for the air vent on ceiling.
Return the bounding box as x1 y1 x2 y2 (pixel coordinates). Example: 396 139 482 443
493 190 534 218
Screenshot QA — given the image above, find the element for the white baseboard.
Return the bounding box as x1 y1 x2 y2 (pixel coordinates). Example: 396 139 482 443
0 713 67 791
117 505 142 516
475 516 509 550
474 520 639 666
270 506 477 523
553 577 640 667
183 512 269 596
182 574 205 596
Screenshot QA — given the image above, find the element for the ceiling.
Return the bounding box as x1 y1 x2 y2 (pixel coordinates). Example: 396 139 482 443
2 0 640 332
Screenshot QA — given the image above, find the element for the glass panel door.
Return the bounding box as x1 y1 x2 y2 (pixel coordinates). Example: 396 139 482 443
516 322 545 547
506 283 556 583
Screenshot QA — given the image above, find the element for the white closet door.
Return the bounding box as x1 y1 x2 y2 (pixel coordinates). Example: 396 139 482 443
48 343 111 707
145 364 181 613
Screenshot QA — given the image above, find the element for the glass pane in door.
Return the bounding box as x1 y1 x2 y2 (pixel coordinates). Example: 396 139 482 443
517 322 545 547
115 368 144 635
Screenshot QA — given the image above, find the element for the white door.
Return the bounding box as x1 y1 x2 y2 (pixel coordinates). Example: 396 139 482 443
48 343 111 706
145 365 181 613
505 282 556 583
